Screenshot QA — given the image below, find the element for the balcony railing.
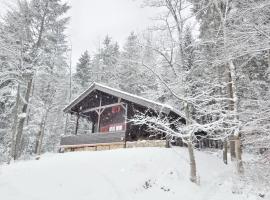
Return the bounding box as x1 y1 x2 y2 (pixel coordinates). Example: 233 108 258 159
60 131 125 147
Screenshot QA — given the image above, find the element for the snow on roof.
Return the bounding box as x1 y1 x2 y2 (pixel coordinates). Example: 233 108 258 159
63 82 181 116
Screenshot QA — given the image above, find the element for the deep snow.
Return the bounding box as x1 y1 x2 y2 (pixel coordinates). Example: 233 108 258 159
0 147 267 200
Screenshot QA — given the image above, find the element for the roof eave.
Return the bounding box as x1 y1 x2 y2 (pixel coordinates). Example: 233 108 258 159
63 82 96 113
63 82 180 117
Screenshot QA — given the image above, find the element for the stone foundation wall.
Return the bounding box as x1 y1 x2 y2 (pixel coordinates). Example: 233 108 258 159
126 140 166 148
63 140 166 152
63 142 125 152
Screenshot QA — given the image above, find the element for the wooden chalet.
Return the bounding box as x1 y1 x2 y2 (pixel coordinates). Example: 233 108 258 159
60 82 185 152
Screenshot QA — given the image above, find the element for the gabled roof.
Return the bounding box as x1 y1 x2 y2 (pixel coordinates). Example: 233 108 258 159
63 82 182 116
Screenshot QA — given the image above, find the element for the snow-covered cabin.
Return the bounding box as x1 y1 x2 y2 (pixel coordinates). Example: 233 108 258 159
60 82 185 151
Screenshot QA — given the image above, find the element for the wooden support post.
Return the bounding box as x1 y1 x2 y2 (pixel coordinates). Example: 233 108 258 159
97 97 102 132
91 121 95 133
97 111 101 132
94 97 106 133
121 104 128 148
75 113 80 135
95 108 105 133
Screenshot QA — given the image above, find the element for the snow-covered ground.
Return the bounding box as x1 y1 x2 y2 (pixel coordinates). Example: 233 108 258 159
0 147 267 200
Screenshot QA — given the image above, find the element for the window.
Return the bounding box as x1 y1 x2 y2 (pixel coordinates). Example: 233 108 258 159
116 125 123 131
109 126 116 132
112 106 121 113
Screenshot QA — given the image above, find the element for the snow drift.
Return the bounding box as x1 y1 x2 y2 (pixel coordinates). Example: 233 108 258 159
0 147 266 200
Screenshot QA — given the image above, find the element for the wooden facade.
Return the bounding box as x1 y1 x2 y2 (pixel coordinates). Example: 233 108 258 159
60 82 185 151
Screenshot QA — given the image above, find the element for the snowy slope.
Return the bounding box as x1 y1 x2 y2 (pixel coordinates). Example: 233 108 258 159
0 147 265 200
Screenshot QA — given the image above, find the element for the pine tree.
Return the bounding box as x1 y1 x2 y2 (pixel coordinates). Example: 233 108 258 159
101 36 120 67
95 35 120 84
119 32 144 94
74 50 92 89
0 0 70 161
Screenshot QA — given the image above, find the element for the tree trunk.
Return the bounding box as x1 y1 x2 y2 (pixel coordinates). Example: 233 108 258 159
165 135 170 148
184 103 197 183
35 1 49 48
230 138 236 160
8 84 20 164
36 125 45 155
35 129 42 154
26 77 35 126
217 1 239 164
35 109 49 155
64 114 69 135
235 136 244 174
14 77 33 160
227 60 238 162
228 61 244 173
223 139 228 164
64 49 72 135
268 49 270 68
188 141 197 183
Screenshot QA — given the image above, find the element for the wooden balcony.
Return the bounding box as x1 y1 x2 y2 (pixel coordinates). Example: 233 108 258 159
60 131 125 148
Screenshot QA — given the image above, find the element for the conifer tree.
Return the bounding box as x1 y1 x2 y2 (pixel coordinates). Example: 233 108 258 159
95 35 120 84
0 0 70 160
74 50 92 89
119 32 144 94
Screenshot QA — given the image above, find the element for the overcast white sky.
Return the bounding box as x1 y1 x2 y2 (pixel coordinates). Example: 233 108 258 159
0 0 198 67
66 0 155 66
0 0 155 66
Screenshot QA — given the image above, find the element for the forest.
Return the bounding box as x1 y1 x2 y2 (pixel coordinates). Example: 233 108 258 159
0 0 269 194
